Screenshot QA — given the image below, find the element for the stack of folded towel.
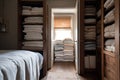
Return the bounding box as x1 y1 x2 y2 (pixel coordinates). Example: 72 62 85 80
23 41 43 48
54 40 64 61
54 39 75 62
85 26 96 40
104 24 115 38
104 0 114 9
105 39 115 52
24 17 43 24
23 25 43 40
22 6 43 15
85 41 96 50
104 9 115 24
85 6 96 16
63 39 74 61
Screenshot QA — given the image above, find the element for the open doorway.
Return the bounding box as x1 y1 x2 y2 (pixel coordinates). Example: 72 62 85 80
50 8 78 73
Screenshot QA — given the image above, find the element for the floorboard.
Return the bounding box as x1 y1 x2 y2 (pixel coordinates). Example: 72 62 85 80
41 62 97 80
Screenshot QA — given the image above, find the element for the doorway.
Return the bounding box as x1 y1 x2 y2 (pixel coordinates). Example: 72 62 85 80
50 8 79 73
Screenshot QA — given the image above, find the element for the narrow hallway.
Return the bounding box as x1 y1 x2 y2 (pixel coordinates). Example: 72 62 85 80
42 62 97 80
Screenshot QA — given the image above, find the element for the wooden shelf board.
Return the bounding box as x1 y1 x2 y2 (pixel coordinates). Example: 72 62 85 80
22 14 43 17
22 46 43 51
104 50 115 57
23 23 43 25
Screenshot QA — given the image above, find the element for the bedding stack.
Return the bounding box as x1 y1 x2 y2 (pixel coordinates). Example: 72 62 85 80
24 17 43 24
105 39 115 52
104 24 115 38
85 42 96 50
21 5 44 50
84 0 96 70
23 25 43 40
104 9 115 24
85 6 96 16
85 55 96 69
84 26 96 40
84 26 96 51
22 6 43 15
54 39 74 62
22 25 43 49
104 0 114 10
104 0 115 53
54 40 64 61
63 39 74 62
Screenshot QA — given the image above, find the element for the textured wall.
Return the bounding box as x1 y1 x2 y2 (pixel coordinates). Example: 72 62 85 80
0 0 18 49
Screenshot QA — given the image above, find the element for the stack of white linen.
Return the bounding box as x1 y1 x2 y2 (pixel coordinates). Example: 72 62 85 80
85 26 96 40
85 41 96 50
104 24 115 38
104 0 114 9
22 6 43 15
85 18 96 23
104 9 115 24
63 38 74 62
105 39 115 52
31 7 43 15
85 55 96 69
22 6 32 15
23 41 43 47
54 40 64 61
24 17 43 24
23 25 43 40
85 6 96 16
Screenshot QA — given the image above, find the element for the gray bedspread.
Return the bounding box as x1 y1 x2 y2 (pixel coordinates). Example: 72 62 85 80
0 50 43 80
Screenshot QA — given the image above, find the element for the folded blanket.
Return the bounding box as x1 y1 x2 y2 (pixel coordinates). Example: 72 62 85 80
104 32 115 38
104 0 114 9
105 39 115 46
105 45 115 52
104 24 115 32
104 9 115 24
85 19 96 23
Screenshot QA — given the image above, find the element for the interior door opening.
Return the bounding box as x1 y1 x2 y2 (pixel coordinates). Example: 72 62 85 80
50 8 78 73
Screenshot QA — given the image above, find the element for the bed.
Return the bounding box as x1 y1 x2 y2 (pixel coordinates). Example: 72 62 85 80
0 50 43 80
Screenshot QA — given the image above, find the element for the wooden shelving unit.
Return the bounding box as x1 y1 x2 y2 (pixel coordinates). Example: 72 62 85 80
84 0 97 73
101 0 120 80
18 0 47 77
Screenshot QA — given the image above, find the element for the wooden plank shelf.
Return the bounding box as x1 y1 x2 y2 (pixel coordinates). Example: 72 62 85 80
22 14 43 17
104 50 115 57
22 46 43 51
23 23 43 25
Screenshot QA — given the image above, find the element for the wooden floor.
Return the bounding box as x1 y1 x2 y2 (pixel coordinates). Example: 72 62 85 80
41 62 97 80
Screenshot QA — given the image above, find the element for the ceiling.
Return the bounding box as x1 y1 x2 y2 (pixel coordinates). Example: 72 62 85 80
47 0 76 8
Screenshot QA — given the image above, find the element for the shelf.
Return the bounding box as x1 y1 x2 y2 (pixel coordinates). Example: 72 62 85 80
21 1 43 6
85 15 96 18
22 14 43 17
85 22 96 26
85 0 97 5
104 5 114 15
104 20 115 26
85 50 96 55
85 39 96 42
23 40 43 41
104 37 115 39
23 23 43 25
22 46 43 51
104 50 115 57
